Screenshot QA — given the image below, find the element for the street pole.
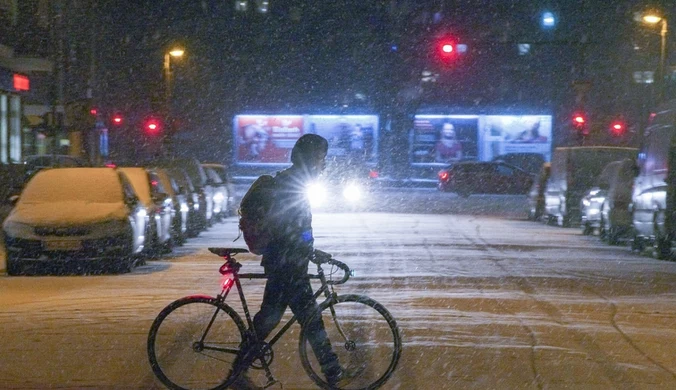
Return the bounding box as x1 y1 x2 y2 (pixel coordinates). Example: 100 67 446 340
658 19 668 104
164 53 172 116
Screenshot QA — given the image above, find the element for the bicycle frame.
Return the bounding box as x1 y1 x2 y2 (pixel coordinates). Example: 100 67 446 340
214 254 341 355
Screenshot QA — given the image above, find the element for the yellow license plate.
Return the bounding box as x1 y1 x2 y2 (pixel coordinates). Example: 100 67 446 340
44 240 82 251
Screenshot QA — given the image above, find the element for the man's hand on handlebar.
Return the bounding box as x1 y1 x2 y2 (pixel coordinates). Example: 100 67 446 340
312 249 332 264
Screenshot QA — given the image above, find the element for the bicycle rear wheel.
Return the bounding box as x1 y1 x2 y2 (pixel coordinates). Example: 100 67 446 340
299 294 402 390
147 296 247 390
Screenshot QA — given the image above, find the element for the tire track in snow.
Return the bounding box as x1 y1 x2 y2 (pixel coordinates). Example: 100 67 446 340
469 223 650 390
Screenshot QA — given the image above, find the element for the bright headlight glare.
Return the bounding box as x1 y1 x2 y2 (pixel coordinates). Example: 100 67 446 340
180 203 190 213
136 209 147 218
306 182 327 208
343 183 362 202
213 192 225 202
582 199 591 207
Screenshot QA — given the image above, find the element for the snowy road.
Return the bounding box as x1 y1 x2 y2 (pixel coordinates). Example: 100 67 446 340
0 191 675 389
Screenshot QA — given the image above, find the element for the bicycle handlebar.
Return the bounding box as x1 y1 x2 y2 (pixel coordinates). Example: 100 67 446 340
314 249 351 285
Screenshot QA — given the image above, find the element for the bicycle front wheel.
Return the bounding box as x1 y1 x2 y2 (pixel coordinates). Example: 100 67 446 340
147 296 247 390
299 294 402 390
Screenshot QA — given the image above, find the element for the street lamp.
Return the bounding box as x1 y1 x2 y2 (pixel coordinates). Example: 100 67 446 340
164 47 185 115
641 13 668 103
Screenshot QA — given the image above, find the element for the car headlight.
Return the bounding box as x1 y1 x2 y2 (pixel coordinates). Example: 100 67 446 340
343 183 363 202
2 220 34 237
306 182 328 208
213 192 225 203
180 203 190 213
582 199 591 207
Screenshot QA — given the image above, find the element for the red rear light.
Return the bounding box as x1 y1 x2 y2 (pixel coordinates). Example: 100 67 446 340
439 171 450 181
369 170 379 179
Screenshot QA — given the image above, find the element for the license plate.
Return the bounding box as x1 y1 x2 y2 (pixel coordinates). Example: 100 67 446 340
44 240 82 251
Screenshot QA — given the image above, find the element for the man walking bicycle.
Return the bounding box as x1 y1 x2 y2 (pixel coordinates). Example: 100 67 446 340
231 134 343 387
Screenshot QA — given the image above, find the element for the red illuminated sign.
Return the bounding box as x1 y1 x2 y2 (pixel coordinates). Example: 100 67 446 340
13 74 30 91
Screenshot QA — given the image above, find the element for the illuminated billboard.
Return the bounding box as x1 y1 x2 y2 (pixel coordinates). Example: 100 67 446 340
412 114 552 166
234 114 379 166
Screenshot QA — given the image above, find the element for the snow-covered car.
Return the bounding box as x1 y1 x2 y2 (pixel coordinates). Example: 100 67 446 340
580 187 606 235
167 167 203 237
117 167 173 255
3 167 147 275
203 165 229 221
202 163 237 217
158 158 214 227
153 168 189 245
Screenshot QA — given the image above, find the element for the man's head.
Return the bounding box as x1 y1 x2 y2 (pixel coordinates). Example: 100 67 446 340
291 134 329 177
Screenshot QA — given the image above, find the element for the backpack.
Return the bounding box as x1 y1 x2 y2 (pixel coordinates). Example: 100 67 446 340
238 174 277 255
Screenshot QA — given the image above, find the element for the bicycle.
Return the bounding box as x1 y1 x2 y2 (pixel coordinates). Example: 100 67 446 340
147 247 402 390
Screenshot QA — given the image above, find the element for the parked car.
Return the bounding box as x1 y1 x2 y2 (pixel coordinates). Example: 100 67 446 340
527 162 550 220
154 168 189 245
632 98 676 258
3 167 147 275
118 167 173 255
580 188 606 236
203 165 229 221
157 158 214 227
23 154 88 182
492 153 546 175
202 163 237 217
438 161 533 197
544 146 637 227
167 167 203 237
600 158 637 244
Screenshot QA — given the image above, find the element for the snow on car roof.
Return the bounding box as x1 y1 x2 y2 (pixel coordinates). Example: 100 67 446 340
117 167 152 206
19 167 124 204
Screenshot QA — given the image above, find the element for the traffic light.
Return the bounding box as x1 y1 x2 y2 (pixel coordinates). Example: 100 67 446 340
144 118 161 134
111 114 124 126
609 120 626 136
436 39 457 63
572 113 588 135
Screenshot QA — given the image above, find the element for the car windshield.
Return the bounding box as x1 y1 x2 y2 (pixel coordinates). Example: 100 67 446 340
118 167 152 205
19 168 122 204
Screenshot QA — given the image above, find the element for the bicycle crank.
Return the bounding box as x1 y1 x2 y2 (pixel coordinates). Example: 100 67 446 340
251 343 274 369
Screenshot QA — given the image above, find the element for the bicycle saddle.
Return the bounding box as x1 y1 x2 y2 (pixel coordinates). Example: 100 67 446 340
208 247 250 257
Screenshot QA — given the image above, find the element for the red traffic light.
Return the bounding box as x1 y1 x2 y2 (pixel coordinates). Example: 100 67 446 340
610 121 625 136
436 38 458 63
145 119 161 133
572 113 588 135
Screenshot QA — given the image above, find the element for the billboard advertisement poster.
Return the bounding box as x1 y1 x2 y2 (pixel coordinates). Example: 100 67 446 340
479 115 552 162
411 114 552 167
411 115 479 166
234 115 304 164
234 114 379 166
306 115 378 163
